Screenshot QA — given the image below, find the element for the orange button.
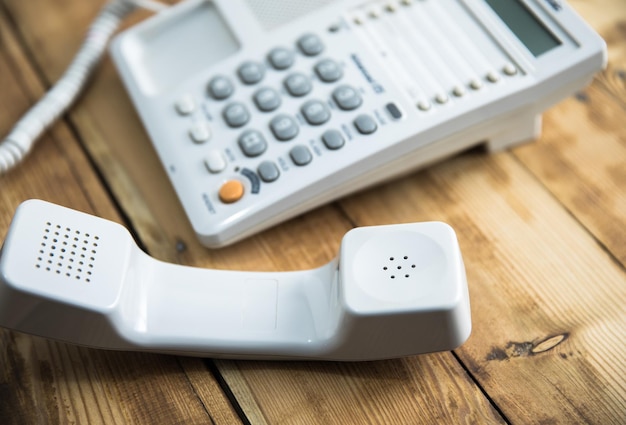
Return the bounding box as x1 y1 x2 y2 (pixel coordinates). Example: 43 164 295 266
219 180 244 203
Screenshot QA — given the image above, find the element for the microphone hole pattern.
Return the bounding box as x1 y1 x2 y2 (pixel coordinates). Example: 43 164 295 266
34 221 99 283
382 255 416 280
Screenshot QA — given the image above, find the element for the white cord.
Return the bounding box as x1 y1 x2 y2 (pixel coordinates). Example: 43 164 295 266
0 0 168 175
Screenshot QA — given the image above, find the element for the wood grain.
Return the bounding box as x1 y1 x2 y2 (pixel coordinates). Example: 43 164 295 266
514 0 626 265
0 4 241 424
333 2 626 420
1 0 504 422
339 149 626 423
217 355 505 424
515 85 626 264
1 0 625 423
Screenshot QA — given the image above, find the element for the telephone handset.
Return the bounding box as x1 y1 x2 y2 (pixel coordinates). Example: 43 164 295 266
0 200 470 360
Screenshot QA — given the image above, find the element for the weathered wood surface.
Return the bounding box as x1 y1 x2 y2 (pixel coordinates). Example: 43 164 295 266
1 0 624 423
0 4 241 424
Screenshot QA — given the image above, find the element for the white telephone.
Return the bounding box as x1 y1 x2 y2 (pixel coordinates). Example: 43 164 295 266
0 200 470 360
109 0 606 248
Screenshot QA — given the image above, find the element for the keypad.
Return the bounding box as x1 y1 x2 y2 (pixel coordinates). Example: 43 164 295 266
290 145 313 166
297 33 324 56
284 73 312 97
239 130 267 157
332 85 362 110
301 100 331 126
238 61 265 85
253 87 281 112
314 59 343 82
223 102 250 128
258 161 280 182
268 47 294 70
178 31 398 203
270 114 299 141
208 76 234 100
322 129 345 150
354 114 378 135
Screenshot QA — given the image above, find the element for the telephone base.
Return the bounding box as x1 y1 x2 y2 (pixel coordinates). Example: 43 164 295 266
483 111 542 153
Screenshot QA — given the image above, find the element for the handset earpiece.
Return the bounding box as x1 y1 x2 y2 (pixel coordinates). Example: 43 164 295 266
0 200 470 360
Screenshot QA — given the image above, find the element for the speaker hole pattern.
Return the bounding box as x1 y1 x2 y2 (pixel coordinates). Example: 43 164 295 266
35 222 99 283
382 255 416 280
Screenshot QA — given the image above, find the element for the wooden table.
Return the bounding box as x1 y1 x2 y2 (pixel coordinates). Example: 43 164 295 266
1 0 625 423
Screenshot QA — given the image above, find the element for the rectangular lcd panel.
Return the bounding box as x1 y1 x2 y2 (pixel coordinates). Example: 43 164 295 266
485 0 561 56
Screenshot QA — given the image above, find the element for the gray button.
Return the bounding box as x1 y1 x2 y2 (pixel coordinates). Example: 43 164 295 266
270 114 299 141
332 85 362 110
301 100 330 125
223 102 250 128
385 102 402 119
253 87 281 112
258 161 280 182
322 129 345 150
208 76 234 100
238 130 267 157
284 73 312 97
314 59 343 82
237 61 264 85
354 114 377 135
268 47 294 70
297 33 324 56
290 145 313 166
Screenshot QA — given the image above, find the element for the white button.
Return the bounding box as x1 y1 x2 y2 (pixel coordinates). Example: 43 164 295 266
435 93 449 104
417 100 431 111
470 79 482 90
385 4 397 12
503 63 518 76
189 122 211 143
452 86 465 97
175 95 196 115
204 150 226 173
486 71 499 83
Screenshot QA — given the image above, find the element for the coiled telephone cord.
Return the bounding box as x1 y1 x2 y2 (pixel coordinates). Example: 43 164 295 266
0 0 167 175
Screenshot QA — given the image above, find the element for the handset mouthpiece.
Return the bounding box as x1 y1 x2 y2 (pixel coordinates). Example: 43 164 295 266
0 200 471 360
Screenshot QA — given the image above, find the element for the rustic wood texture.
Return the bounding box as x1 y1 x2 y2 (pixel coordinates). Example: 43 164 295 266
1 0 624 424
0 4 241 424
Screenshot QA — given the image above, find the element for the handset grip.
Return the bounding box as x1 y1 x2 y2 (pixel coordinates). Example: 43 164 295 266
0 200 471 360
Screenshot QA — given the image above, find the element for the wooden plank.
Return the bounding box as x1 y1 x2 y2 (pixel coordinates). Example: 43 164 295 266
515 85 626 264
334 3 626 421
570 0 626 69
1 0 507 423
217 355 505 424
567 0 626 115
5 0 624 423
513 0 626 265
0 5 240 424
337 91 626 422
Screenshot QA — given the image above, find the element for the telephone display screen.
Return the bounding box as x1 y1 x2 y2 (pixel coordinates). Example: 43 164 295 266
485 0 562 56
